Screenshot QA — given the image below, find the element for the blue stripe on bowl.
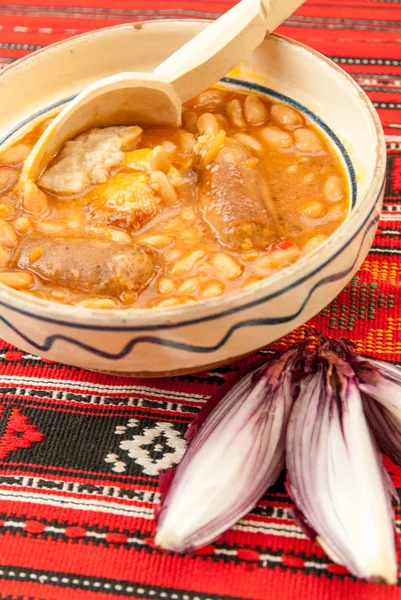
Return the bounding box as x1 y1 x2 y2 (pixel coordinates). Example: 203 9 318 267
0 211 379 358
0 95 76 147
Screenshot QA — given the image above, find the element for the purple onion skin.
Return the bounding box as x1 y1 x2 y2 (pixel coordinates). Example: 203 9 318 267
341 349 401 468
286 344 398 584
155 348 300 553
362 394 401 467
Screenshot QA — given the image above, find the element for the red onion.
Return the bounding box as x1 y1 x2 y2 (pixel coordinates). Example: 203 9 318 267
153 333 401 583
155 348 300 553
348 356 401 467
286 343 397 584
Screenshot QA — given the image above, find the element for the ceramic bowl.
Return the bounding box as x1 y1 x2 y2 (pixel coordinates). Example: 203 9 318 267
0 20 385 376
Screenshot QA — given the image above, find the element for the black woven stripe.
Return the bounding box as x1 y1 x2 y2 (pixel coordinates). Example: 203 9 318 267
0 43 42 51
0 397 194 422
0 566 247 599
289 15 401 26
0 380 204 405
359 85 401 93
370 245 401 253
0 389 199 416
309 1 401 7
285 21 401 33
348 72 401 79
0 6 222 18
374 101 401 109
0 595 36 600
330 56 401 66
0 464 160 485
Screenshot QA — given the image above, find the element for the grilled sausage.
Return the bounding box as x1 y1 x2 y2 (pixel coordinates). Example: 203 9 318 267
200 139 282 250
14 237 155 296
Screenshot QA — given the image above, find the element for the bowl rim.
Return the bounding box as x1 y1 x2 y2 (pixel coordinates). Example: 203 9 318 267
0 20 386 329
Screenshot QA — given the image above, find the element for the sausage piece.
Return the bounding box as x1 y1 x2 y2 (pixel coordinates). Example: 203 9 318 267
200 139 282 250
13 237 155 296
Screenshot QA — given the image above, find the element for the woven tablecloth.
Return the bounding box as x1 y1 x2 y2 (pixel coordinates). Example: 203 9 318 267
0 1 401 598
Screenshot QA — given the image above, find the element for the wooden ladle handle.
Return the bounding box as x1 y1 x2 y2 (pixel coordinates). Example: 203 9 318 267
154 0 304 103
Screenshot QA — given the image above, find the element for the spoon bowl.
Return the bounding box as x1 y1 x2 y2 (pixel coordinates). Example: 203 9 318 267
21 0 304 184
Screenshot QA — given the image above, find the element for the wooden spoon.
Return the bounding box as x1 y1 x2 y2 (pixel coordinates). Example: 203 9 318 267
22 0 304 183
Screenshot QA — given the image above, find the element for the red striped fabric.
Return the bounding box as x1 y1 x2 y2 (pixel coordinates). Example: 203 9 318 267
0 1 401 598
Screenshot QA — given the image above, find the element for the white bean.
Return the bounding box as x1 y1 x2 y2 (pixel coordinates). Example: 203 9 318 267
259 126 293 150
227 99 246 128
0 168 18 194
209 253 243 280
161 141 177 155
179 131 197 154
165 248 183 263
0 219 18 248
233 133 263 152
170 250 205 276
0 143 31 166
192 88 228 110
140 234 172 249
36 221 64 235
0 271 34 289
244 95 268 126
197 113 220 136
77 298 118 309
157 276 176 295
13 217 32 234
178 277 199 295
150 146 171 173
155 297 180 308
301 200 326 219
270 104 303 129
201 280 225 298
255 245 300 273
50 289 69 302
324 175 344 203
301 234 329 256
150 171 177 205
105 228 132 244
167 166 184 188
294 128 324 154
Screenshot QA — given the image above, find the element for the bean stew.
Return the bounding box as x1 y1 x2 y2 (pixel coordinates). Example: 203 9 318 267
0 86 350 309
